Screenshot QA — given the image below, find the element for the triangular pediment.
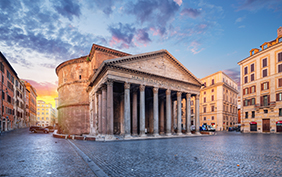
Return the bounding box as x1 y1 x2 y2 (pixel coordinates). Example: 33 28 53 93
106 50 201 86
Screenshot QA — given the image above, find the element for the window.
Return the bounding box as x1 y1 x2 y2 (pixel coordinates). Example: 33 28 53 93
251 98 255 105
250 86 256 93
244 76 248 84
262 69 267 77
211 106 214 112
261 82 269 90
203 97 206 103
211 116 214 120
251 63 255 72
262 95 269 106
42 112 44 115
204 82 206 87
245 112 248 118
276 93 282 101
79 75 81 80
211 95 214 101
279 108 282 116
244 99 248 106
211 79 214 85
262 58 267 67
46 118 49 120
203 107 206 113
211 89 214 92
264 44 268 49
251 74 254 81
278 64 282 73
264 110 268 114
279 78 282 87
203 117 206 121
204 92 206 95
244 66 248 75
41 117 44 120
279 38 282 43
191 109 194 114
191 101 194 105
244 88 248 95
37 117 40 120
278 52 282 62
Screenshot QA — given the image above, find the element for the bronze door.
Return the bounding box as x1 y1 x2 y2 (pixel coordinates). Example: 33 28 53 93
263 119 270 132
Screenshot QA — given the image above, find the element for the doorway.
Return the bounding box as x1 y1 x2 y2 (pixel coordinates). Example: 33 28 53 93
262 119 270 132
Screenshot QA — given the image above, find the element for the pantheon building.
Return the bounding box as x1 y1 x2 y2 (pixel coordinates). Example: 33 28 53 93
56 44 202 140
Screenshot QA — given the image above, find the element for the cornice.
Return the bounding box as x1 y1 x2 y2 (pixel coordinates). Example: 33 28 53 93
55 56 88 75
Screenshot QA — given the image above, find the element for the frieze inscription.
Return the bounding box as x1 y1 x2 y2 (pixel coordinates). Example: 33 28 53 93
131 75 181 89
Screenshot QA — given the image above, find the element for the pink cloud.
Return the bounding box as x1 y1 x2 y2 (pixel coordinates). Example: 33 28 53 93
188 41 204 54
173 0 182 6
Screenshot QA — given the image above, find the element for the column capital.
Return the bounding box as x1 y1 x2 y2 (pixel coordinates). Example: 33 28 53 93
101 84 107 91
124 82 130 89
166 89 171 95
196 94 200 100
139 85 145 92
177 91 182 97
107 79 113 86
97 90 102 94
186 93 191 98
153 87 159 94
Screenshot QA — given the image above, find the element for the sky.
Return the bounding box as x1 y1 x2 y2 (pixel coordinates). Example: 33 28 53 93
1 0 282 107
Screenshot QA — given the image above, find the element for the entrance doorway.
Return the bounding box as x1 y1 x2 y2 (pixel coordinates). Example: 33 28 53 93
262 119 270 132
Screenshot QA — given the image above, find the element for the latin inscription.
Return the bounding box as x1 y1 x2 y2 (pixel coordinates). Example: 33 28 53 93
131 75 181 89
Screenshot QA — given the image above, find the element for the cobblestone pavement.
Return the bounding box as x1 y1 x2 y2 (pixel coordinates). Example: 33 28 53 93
0 128 95 177
72 132 282 177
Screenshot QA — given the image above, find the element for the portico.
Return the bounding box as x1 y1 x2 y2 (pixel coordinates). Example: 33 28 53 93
88 50 202 140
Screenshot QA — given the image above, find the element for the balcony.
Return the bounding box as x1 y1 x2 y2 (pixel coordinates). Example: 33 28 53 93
255 102 276 109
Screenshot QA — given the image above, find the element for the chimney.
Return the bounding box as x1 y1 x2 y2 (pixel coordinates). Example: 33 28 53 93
278 26 282 37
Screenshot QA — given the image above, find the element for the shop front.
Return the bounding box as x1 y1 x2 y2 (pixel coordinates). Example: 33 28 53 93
276 121 282 132
250 121 257 132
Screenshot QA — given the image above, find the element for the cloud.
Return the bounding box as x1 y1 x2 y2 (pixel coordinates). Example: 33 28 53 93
86 0 117 15
136 28 151 44
51 0 81 21
238 25 245 28
108 23 136 49
235 17 245 23
237 0 282 11
173 0 182 6
222 67 240 86
23 79 57 97
126 0 180 36
187 41 204 54
180 8 201 18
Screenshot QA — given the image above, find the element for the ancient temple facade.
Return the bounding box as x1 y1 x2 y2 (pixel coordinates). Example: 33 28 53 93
56 44 202 138
87 48 202 140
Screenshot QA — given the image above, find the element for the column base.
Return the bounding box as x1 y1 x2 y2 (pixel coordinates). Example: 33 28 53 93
177 133 183 136
166 133 172 136
195 131 201 135
159 132 165 135
153 133 159 137
186 132 192 135
139 133 147 137
124 134 131 138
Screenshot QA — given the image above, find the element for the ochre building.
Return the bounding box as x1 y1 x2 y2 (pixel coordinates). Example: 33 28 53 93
199 71 239 131
238 27 282 133
56 44 202 138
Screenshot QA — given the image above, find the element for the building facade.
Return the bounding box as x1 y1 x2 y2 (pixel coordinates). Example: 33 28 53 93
56 44 202 139
238 27 282 133
0 52 18 131
24 81 37 126
37 100 55 127
199 71 239 131
13 78 26 129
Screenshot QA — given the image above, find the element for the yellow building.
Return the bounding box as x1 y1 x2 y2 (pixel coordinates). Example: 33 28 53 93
36 100 55 127
238 27 282 133
199 71 239 131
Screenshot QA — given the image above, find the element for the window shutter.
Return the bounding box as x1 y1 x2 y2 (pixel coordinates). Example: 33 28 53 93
279 78 282 87
268 95 270 105
243 89 245 95
243 100 245 106
261 83 263 91
260 96 263 106
248 99 250 106
249 87 252 93
277 93 279 101
254 86 256 92
267 82 269 89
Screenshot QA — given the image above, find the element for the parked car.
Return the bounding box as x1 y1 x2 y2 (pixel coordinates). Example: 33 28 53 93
206 125 216 132
44 126 55 132
228 127 235 131
29 126 49 133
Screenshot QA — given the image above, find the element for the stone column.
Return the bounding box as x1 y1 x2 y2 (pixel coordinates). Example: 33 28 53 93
139 85 146 137
172 100 177 132
186 93 191 135
195 94 201 134
153 87 159 136
94 93 98 136
132 89 138 136
120 94 124 135
101 85 107 135
166 89 172 136
98 90 102 135
124 82 131 138
106 80 113 135
159 98 165 135
177 92 182 135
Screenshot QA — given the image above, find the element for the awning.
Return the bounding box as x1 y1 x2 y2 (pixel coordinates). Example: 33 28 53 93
249 122 257 125
276 121 282 124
